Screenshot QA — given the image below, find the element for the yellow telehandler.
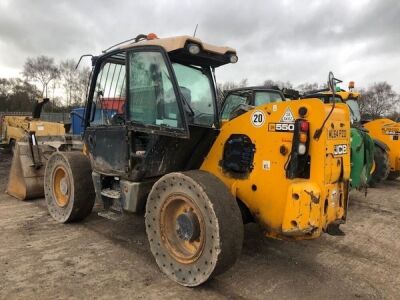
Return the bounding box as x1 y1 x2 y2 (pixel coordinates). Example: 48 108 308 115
8 34 351 286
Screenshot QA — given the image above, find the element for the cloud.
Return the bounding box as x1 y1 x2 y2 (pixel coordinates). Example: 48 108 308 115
0 0 399 91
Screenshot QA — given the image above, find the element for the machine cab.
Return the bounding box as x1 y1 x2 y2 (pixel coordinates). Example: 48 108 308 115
83 34 238 181
220 87 285 121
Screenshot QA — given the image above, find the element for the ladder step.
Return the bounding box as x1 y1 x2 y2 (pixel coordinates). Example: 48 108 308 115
101 188 121 199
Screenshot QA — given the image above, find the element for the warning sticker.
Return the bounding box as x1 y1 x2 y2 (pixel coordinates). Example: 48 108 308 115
280 107 295 123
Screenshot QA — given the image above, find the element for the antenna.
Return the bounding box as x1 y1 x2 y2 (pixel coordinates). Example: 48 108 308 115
193 24 198 37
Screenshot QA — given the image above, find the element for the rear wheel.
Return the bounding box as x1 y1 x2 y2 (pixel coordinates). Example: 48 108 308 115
369 147 390 187
145 170 243 286
44 151 95 223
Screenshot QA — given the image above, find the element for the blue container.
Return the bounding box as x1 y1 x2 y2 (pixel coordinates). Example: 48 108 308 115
71 108 86 135
71 108 117 135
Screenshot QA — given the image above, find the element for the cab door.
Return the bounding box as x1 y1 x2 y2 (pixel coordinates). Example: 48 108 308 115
126 47 190 138
84 53 129 176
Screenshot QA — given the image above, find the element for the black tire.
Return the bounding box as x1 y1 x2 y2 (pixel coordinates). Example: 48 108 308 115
145 170 243 287
44 151 95 223
387 171 400 180
9 139 15 154
369 147 390 187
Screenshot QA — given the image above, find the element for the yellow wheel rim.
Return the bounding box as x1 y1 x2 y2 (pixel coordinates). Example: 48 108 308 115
52 166 70 207
159 193 205 264
370 161 376 174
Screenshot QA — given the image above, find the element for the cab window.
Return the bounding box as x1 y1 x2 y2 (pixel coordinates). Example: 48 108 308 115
254 91 284 106
92 59 126 126
128 51 183 129
221 93 248 120
172 63 215 126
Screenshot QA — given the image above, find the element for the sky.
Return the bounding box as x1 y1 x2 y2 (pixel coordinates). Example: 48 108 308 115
0 0 399 91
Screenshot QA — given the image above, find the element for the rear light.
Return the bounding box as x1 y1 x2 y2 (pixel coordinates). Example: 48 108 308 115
298 143 307 155
298 120 309 155
285 118 311 179
300 120 309 132
299 132 307 143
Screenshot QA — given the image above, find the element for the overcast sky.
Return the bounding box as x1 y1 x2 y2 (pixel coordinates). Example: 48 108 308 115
0 0 399 91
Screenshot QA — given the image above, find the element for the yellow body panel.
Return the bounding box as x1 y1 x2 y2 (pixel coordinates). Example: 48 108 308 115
201 99 351 239
2 116 65 144
364 118 400 172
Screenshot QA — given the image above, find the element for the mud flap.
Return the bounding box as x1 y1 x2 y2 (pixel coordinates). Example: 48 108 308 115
6 141 53 200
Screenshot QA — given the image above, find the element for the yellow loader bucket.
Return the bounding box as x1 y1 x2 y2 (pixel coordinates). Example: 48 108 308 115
6 141 50 200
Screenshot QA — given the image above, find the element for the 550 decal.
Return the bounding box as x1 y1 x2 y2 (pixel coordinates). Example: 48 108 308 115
268 122 295 132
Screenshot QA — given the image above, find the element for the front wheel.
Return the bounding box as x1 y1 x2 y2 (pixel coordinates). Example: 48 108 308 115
44 151 95 223
145 170 243 287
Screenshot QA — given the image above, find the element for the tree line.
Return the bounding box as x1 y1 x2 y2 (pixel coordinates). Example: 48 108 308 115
0 55 90 113
1 55 399 120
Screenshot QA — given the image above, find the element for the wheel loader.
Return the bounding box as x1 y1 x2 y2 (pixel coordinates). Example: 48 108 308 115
1 98 66 152
9 34 351 286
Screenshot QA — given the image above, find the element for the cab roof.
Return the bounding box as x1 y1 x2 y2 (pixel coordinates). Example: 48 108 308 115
119 35 236 56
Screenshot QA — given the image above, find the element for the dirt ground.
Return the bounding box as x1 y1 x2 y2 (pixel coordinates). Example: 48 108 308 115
0 151 399 300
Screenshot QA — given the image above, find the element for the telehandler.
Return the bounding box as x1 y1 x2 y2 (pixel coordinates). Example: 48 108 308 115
9 34 351 286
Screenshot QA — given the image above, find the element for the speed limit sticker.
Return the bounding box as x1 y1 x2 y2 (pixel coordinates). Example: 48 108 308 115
251 110 265 127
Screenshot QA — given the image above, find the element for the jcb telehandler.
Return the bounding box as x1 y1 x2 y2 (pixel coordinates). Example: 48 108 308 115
9 34 351 286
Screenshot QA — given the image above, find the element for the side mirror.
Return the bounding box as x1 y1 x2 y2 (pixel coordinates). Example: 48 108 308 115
327 71 343 93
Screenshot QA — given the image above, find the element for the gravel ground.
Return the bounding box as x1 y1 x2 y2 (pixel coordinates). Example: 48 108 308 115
0 151 399 299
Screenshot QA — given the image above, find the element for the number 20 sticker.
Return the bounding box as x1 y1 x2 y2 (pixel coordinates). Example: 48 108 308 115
251 110 265 127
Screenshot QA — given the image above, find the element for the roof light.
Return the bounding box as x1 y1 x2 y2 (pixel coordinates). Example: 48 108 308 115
187 43 201 55
147 33 158 40
229 54 238 63
349 81 355 89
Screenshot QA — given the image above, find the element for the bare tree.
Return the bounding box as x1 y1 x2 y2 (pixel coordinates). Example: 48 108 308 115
75 66 91 106
59 59 92 107
296 82 321 93
359 82 400 119
22 55 59 98
59 59 79 107
263 79 292 89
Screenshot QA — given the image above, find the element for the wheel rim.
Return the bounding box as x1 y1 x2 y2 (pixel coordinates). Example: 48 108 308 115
159 193 206 264
370 161 376 174
52 166 70 207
